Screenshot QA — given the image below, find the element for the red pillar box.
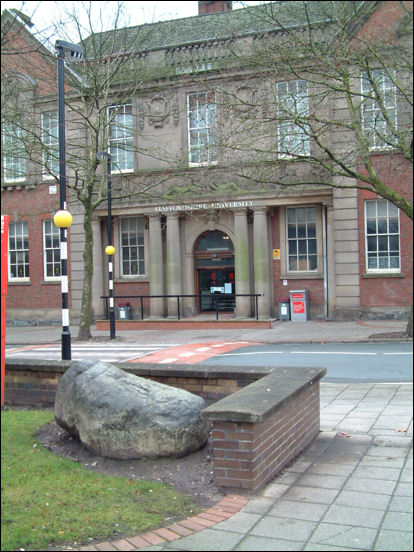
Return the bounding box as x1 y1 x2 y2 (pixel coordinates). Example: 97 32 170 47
289 289 309 321
1 215 9 406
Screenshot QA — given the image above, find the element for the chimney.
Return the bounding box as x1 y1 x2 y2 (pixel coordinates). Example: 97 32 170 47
198 1 233 15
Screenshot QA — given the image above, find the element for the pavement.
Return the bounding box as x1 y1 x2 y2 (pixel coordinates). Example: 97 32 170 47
4 318 411 345
5 319 413 551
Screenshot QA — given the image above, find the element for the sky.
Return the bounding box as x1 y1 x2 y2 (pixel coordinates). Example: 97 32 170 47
2 1 266 46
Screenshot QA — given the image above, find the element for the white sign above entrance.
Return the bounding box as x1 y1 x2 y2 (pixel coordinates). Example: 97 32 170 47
155 200 254 213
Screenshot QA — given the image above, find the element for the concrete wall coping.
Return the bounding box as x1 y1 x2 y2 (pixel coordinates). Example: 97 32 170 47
200 366 326 423
5 358 273 380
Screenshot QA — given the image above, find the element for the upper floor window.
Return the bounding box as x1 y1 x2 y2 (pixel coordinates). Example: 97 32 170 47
120 217 145 277
276 80 310 157
187 92 217 166
2 118 26 182
365 199 400 271
286 206 317 272
8 221 29 280
361 69 397 150
41 112 59 179
43 219 61 279
108 104 134 173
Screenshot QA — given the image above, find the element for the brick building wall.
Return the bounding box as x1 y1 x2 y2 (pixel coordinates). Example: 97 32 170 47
270 208 325 319
3 184 67 313
358 154 413 312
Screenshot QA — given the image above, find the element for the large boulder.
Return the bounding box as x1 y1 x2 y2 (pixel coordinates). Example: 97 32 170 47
55 359 210 459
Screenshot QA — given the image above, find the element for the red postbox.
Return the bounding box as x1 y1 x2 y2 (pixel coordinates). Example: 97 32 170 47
289 289 309 321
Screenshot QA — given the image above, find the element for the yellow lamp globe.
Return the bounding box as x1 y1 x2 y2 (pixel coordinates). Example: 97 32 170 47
105 245 116 256
54 210 73 228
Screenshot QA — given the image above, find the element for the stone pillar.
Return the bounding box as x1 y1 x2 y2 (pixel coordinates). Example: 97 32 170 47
233 209 250 317
91 219 104 318
326 204 337 317
253 207 271 318
166 213 182 317
148 214 164 317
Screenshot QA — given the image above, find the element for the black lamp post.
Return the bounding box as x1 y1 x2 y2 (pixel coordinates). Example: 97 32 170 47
97 151 116 339
54 40 83 360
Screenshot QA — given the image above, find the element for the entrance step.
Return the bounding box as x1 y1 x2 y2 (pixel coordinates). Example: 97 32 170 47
96 319 271 330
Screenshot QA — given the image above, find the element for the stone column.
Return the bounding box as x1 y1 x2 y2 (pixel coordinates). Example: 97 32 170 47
253 207 271 318
91 219 104 318
148 214 164 317
233 209 250 317
326 204 337 318
166 213 182 317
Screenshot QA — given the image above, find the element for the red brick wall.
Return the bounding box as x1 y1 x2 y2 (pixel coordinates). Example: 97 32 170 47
270 208 324 318
211 382 321 490
2 17 63 96
357 154 413 308
355 1 412 42
198 1 232 15
2 185 67 309
113 280 150 318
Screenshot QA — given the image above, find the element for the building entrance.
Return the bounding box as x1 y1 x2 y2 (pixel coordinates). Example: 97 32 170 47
194 230 235 312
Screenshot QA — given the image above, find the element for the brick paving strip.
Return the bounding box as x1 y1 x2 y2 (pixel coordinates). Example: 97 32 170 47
71 494 248 551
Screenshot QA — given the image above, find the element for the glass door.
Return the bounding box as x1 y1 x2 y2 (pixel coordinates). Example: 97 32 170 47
198 268 235 311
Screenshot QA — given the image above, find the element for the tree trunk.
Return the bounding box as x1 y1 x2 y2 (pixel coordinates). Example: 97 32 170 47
406 302 413 338
77 206 94 340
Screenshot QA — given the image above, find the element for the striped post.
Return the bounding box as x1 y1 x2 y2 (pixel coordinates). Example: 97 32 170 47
60 227 71 357
98 151 116 339
56 46 71 360
106 155 115 340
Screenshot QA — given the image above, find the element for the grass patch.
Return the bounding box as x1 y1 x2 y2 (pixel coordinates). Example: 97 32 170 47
1 410 199 551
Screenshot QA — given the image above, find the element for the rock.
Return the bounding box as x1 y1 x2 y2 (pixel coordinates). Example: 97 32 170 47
55 359 210 459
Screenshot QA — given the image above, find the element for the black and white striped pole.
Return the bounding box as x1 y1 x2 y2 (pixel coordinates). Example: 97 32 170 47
97 151 116 339
54 40 83 360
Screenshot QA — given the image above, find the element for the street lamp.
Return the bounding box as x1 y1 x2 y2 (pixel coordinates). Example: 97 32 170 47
97 151 116 339
55 40 83 360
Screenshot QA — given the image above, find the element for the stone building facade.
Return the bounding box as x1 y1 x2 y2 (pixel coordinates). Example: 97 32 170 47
2 1 412 324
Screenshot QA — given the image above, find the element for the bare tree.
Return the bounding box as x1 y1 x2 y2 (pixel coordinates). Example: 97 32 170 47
203 0 412 333
1 1 180 339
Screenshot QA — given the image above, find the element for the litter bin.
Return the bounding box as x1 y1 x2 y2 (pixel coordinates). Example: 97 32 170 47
279 301 290 321
117 305 131 320
289 290 309 321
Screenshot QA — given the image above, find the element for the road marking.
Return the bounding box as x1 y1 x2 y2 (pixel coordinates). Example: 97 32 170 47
222 351 283 356
290 351 377 355
129 341 260 364
383 352 413 355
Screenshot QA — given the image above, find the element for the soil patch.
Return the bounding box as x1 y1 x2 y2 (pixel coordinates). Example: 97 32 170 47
37 421 226 509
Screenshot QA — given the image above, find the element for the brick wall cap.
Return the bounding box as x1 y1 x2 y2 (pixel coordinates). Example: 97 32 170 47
5 358 72 372
201 366 326 423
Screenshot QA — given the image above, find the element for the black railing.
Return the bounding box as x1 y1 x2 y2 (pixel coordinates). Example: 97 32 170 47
100 293 263 321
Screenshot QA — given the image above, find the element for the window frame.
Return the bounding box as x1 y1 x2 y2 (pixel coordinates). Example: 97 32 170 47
107 104 134 174
361 69 397 151
43 219 61 281
286 206 319 273
41 111 59 180
364 199 400 273
276 79 310 158
187 91 218 167
2 117 26 183
119 216 146 278
8 221 30 281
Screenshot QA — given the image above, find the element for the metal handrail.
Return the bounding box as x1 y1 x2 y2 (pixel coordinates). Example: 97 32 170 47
100 293 263 321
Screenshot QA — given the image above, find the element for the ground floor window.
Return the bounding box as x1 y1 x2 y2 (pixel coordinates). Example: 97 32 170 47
365 199 400 271
43 219 61 279
286 206 317 272
9 221 29 280
120 216 145 276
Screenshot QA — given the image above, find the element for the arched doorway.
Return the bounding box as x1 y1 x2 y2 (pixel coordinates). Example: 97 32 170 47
194 230 235 311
